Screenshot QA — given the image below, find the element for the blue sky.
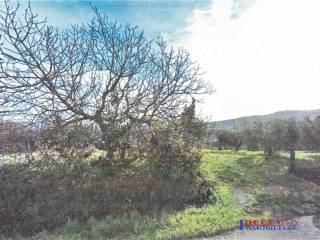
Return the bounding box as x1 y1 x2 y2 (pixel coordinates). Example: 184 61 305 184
3 1 210 42
1 0 320 120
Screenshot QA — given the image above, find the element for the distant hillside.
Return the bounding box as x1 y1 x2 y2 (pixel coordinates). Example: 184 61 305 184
212 109 320 130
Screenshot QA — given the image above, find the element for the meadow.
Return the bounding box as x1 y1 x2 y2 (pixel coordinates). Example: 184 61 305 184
30 150 320 240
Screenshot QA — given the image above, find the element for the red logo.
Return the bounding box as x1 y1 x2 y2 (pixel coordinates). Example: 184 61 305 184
240 215 298 230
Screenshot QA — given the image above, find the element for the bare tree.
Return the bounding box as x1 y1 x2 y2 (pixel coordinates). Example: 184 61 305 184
0 2 212 157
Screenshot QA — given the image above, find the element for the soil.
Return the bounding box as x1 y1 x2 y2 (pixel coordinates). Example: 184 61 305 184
296 168 320 186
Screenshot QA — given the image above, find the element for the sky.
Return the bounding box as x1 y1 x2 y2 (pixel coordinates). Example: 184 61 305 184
1 0 320 121
182 0 320 120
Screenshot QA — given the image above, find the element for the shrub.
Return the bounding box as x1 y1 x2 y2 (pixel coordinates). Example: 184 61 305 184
0 147 213 237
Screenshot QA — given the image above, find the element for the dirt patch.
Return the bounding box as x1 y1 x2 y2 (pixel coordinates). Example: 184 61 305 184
296 168 320 186
312 215 320 229
232 188 253 205
265 184 292 196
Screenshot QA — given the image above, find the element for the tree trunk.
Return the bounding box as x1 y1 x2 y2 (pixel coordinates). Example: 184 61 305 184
97 121 116 158
106 146 115 158
120 148 126 159
235 140 241 151
97 120 131 159
288 148 296 175
103 133 116 159
264 148 272 156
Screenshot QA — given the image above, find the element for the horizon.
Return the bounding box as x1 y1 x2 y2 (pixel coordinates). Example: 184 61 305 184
215 108 320 122
1 0 320 121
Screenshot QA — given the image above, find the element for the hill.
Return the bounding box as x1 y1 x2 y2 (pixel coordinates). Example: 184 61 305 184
212 109 320 129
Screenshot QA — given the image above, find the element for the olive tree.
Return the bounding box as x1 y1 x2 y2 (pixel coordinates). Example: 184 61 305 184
216 130 242 151
241 122 263 151
300 116 320 151
262 120 285 156
283 119 300 174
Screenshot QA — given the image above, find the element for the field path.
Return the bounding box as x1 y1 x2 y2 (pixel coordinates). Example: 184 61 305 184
195 215 320 240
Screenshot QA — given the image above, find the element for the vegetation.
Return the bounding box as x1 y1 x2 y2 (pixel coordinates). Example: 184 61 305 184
33 201 249 240
20 150 318 240
0 1 212 157
0 2 212 238
0 2 319 240
210 117 320 175
202 150 320 216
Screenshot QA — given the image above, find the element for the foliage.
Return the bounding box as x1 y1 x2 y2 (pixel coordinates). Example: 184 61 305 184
35 212 166 240
0 152 150 236
145 101 213 208
29 150 320 240
0 88 211 238
34 204 249 240
240 122 264 151
215 130 242 151
33 185 249 240
282 119 300 150
0 141 212 237
300 116 320 151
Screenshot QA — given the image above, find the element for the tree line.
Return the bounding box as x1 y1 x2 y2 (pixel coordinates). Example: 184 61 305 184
210 116 320 174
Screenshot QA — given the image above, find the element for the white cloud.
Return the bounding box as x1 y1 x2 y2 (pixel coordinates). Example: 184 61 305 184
182 0 320 120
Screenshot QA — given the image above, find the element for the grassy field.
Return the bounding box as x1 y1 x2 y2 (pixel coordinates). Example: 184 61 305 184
34 150 320 240
201 150 320 217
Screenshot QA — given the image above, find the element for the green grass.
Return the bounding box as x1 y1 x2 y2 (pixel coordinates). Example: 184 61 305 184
155 204 251 239
279 151 320 161
201 150 267 187
201 150 320 217
35 150 320 239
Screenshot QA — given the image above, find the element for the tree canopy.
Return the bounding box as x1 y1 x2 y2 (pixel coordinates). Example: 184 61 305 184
0 2 212 152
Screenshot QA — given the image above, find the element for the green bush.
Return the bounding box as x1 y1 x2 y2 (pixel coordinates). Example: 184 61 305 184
0 146 213 237
146 130 213 208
